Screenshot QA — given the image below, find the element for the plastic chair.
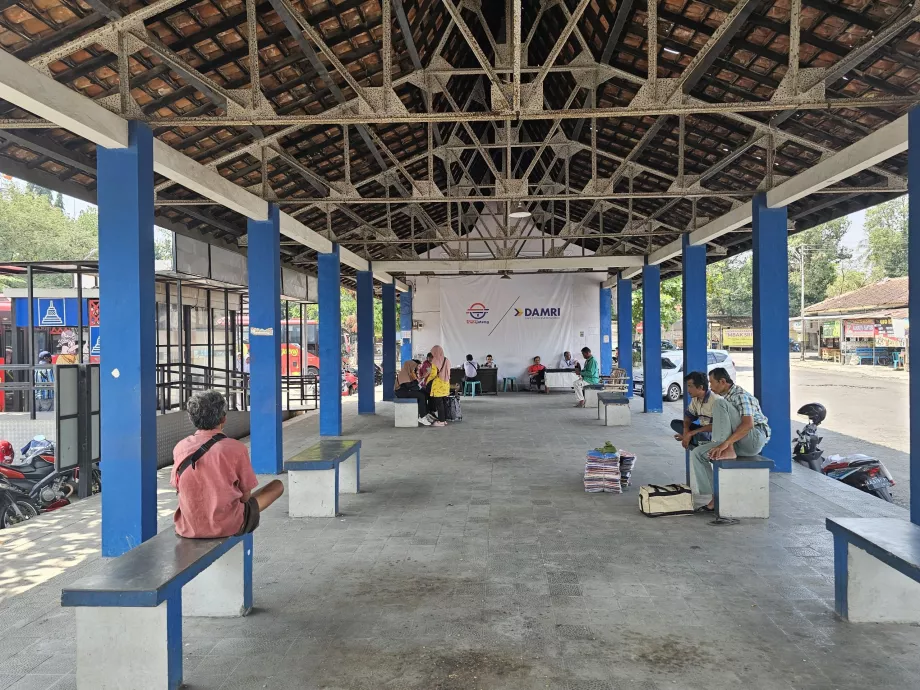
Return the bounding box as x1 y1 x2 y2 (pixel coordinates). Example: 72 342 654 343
464 380 482 397
502 377 517 392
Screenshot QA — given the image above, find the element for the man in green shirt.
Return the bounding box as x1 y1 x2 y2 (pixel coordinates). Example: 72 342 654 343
574 346 599 407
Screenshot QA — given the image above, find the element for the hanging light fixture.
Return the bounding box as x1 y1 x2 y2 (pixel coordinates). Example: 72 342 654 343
508 201 531 219
500 271 512 280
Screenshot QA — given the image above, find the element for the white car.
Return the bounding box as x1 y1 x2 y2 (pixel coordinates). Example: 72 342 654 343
633 349 738 402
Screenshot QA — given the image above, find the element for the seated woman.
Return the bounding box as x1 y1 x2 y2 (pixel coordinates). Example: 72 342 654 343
171 390 283 538
395 360 432 426
528 356 547 393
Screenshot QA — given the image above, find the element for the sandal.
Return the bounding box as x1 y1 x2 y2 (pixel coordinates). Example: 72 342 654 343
694 505 714 513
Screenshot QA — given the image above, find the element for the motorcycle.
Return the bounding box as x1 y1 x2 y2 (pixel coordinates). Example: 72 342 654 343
793 403 895 502
0 477 39 528
0 436 73 512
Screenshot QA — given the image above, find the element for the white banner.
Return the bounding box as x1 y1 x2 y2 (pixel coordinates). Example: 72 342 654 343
440 275 577 378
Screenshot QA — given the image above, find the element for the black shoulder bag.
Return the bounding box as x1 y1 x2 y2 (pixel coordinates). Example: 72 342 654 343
175 433 226 489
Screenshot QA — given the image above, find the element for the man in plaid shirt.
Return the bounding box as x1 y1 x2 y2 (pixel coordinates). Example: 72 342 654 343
689 367 770 511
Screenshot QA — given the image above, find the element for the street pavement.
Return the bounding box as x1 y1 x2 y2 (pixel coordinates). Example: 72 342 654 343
661 351 912 509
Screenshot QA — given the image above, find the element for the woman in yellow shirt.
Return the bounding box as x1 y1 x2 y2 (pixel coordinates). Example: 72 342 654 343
426 344 452 427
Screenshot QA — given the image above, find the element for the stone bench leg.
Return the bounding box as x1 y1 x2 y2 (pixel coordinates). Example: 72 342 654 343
585 388 599 409
339 452 360 494
394 400 418 427
604 403 631 426
714 467 770 518
76 595 182 690
834 539 920 623
288 467 338 517
184 535 253 617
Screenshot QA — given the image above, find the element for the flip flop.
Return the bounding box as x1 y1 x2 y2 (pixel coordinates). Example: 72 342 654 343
694 505 714 513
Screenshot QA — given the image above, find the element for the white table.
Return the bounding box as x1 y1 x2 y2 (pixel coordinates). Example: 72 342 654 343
544 370 578 390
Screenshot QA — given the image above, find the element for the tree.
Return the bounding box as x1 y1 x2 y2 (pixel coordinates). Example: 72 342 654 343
707 253 753 316
154 229 173 261
826 265 869 298
788 217 851 315
293 287 385 336
25 182 53 201
53 192 65 210
631 275 683 330
863 196 908 279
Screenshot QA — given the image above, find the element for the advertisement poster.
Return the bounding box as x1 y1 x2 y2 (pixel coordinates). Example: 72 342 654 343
722 328 753 348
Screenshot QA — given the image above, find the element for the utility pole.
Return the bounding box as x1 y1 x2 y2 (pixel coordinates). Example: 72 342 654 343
796 246 819 361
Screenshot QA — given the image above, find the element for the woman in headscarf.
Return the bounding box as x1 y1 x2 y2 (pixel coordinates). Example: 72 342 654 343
394 359 432 425
426 345 452 427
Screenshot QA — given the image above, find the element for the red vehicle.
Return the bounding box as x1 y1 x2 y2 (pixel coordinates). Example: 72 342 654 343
235 317 352 377
342 369 357 396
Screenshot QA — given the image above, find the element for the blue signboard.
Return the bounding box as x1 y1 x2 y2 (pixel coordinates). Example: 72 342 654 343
14 298 91 327
89 326 101 357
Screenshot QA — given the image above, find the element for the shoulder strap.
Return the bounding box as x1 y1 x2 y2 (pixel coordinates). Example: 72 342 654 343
176 433 227 484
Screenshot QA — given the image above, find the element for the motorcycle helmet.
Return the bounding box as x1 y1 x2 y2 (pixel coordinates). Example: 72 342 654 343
797 402 827 425
0 440 12 464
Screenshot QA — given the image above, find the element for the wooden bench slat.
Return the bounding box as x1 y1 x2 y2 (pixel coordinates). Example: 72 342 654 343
62 532 243 607
827 517 920 582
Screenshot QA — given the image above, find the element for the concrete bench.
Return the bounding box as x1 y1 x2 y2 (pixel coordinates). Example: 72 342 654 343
62 530 253 690
284 440 361 517
712 456 774 519
394 397 418 427
584 385 605 409
598 394 630 426
827 518 920 623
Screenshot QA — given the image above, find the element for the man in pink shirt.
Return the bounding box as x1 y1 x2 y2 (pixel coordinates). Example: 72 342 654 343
171 390 283 538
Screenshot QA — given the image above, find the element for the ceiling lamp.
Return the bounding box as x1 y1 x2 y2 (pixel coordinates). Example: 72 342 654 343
500 271 512 280
508 202 531 219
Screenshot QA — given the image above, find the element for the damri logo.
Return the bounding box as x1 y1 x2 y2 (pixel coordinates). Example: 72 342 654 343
514 306 562 319
466 302 490 324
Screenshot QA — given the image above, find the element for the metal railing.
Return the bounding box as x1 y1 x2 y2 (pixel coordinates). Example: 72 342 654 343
0 364 56 418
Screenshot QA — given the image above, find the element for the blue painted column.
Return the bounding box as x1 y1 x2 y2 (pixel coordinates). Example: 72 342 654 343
908 107 920 524
400 288 413 364
616 275 633 398
682 235 708 483
642 264 662 413
682 235 708 391
752 192 791 472
98 121 156 557
356 270 375 414
382 283 396 401
599 286 613 377
318 246 342 436
247 205 283 474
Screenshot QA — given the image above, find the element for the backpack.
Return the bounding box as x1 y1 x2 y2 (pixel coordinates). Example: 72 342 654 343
445 395 462 422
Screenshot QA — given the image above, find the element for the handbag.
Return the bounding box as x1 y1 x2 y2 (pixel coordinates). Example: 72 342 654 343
638 483 694 517
445 395 462 422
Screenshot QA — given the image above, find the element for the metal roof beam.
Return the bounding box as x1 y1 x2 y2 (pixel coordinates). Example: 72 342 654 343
374 256 644 273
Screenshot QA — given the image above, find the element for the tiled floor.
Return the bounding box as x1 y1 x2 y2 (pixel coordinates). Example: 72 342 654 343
0 393 917 689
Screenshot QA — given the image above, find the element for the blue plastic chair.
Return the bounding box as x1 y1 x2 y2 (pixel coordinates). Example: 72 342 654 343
464 380 482 397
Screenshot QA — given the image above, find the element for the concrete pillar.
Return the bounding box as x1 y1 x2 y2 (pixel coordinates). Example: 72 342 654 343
752 192 791 471
400 288 413 364
599 285 613 377
246 205 283 474
382 283 396 401
682 235 708 389
908 107 920 524
616 275 633 398
356 270 375 414
642 264 662 413
97 121 157 557
318 247 342 437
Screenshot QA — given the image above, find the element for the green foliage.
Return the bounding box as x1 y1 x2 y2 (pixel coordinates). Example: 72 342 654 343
0 182 98 287
287 286 385 337
863 197 908 279
631 275 683 330
154 229 173 261
53 192 65 210
707 254 752 316
788 217 851 314
826 265 869 298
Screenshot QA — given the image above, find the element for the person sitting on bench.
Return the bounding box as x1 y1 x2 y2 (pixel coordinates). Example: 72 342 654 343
463 354 480 383
171 390 284 538
670 371 718 449
528 356 547 393
395 359 432 425
573 347 599 407
689 368 771 512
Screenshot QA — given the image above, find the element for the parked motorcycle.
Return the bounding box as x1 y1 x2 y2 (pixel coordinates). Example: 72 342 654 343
0 477 39 528
793 403 894 502
0 436 73 512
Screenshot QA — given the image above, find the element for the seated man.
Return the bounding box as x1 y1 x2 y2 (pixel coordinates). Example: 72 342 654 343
481 354 497 369
670 371 717 449
171 390 284 538
463 354 479 383
528 356 547 393
558 351 578 369
573 346 599 407
689 368 771 512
